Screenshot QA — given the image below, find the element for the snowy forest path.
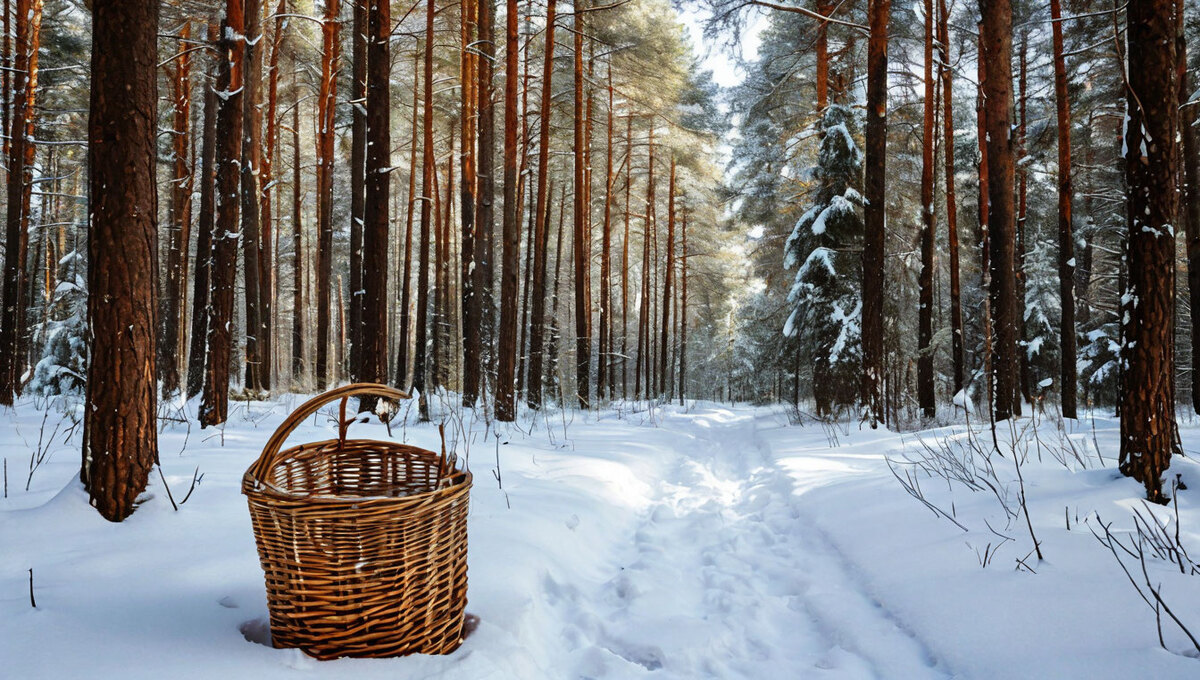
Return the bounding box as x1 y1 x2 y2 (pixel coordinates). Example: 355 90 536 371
547 405 950 679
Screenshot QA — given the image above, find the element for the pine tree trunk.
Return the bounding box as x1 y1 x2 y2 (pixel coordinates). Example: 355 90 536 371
161 23 193 399
938 0 964 400
314 0 340 389
658 157 675 398
396 48 420 389
414 0 436 420
349 0 367 382
980 0 1018 421
242 0 266 392
1178 0 1200 415
0 0 39 404
526 0 556 409
679 211 688 404
1050 0 1077 418
475 0 496 395
977 26 992 416
1016 35 1030 410
1120 0 1179 502
599 67 614 400
636 124 655 399
261 0 285 387
83 0 159 522
861 0 889 427
188 22 221 399
572 12 591 408
495 0 521 420
291 59 305 382
622 115 631 399
200 0 246 427
917 0 935 419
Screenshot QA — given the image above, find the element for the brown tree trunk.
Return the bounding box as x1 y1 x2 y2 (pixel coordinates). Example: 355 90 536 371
262 0 285 387
938 0 964 400
678 211 688 404
917 0 935 418
572 11 591 408
526 0 556 409
161 22 193 399
414 0 436 419
636 123 654 400
1178 0 1200 415
396 48 420 389
476 0 497 395
200 0 245 427
1120 0 1179 502
314 0 340 389
977 26 992 415
622 115 631 399
242 0 266 392
349 0 367 382
1015 34 1030 410
460 0 480 405
981 0 1018 421
599 67 614 400
188 22 221 399
291 59 305 382
83 0 159 522
658 156 675 397
0 0 39 404
1050 0 1078 418
495 0 521 420
861 0 889 426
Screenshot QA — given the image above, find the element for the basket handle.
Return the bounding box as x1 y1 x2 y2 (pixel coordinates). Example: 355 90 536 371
247 382 411 482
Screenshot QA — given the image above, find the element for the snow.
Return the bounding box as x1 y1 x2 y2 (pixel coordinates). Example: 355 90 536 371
4 397 1200 678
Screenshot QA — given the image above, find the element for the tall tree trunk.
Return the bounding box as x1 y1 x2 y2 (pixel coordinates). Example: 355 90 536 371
622 114 631 399
396 48 420 389
261 0 285 387
861 0 889 426
314 0 340 389
980 0 1018 421
658 156 675 397
678 211 688 404
1016 34 1030 410
572 10 591 408
495 0 521 420
188 22 221 399
1178 0 1200 415
291 59 305 382
1050 0 1077 418
161 22 193 399
636 123 654 400
0 0 39 404
242 0 266 392
526 0 556 409
349 0 367 382
83 0 159 522
415 0 436 420
476 0 497 395
460 0 480 405
358 0 391 410
938 0 964 400
200 0 245 427
1120 0 1179 502
599 66 614 400
917 0 935 418
977 26 992 416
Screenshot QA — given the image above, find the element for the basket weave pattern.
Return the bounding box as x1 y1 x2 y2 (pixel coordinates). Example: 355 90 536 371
242 384 471 659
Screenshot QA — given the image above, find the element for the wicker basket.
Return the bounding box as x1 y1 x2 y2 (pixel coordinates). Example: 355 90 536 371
242 383 471 660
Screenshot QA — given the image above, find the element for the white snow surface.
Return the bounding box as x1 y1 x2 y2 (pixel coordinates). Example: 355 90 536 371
4 396 1200 678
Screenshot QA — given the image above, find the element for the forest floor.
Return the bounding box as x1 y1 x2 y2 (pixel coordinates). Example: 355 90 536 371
3 394 1200 678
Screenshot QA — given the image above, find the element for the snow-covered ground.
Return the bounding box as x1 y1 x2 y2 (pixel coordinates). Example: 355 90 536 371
3 395 1200 678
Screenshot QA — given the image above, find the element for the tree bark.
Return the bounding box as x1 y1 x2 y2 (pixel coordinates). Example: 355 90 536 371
938 0 964 400
980 0 1018 421
1050 0 1077 418
861 0 889 426
261 0 285 387
678 211 687 404
572 10 591 408
161 22 193 398
1178 0 1200 415
599 66 614 400
918 0 935 418
1016 34 1030 410
83 0 159 521
200 0 245 427
1120 0 1179 502
241 0 266 392
658 157 675 398
475 0 497 396
495 0 521 420
349 0 367 382
526 0 556 409
291 57 305 382
414 0 436 420
396 48 421 389
187 22 221 399
314 0 340 389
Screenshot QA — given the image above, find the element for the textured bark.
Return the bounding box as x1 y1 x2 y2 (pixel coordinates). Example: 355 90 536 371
475 0 496 394
83 0 159 521
678 211 687 404
976 26 992 414
349 0 367 382
1015 36 1030 410
241 0 265 392
598 67 614 400
314 0 340 388
572 12 591 408
187 22 221 399
861 0 888 426
291 61 304 382
525 0 556 409
199 0 245 428
460 0 480 405
0 0 40 404
161 22 193 398
357 0 391 411
1120 0 1179 502
260 0 286 388
917 0 935 418
495 0 521 421
980 0 1018 421
396 48 420 389
622 115 631 399
938 0 964 399
658 157 675 398
1178 0 1200 415
414 0 436 420
636 124 654 399
1050 0 1077 418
